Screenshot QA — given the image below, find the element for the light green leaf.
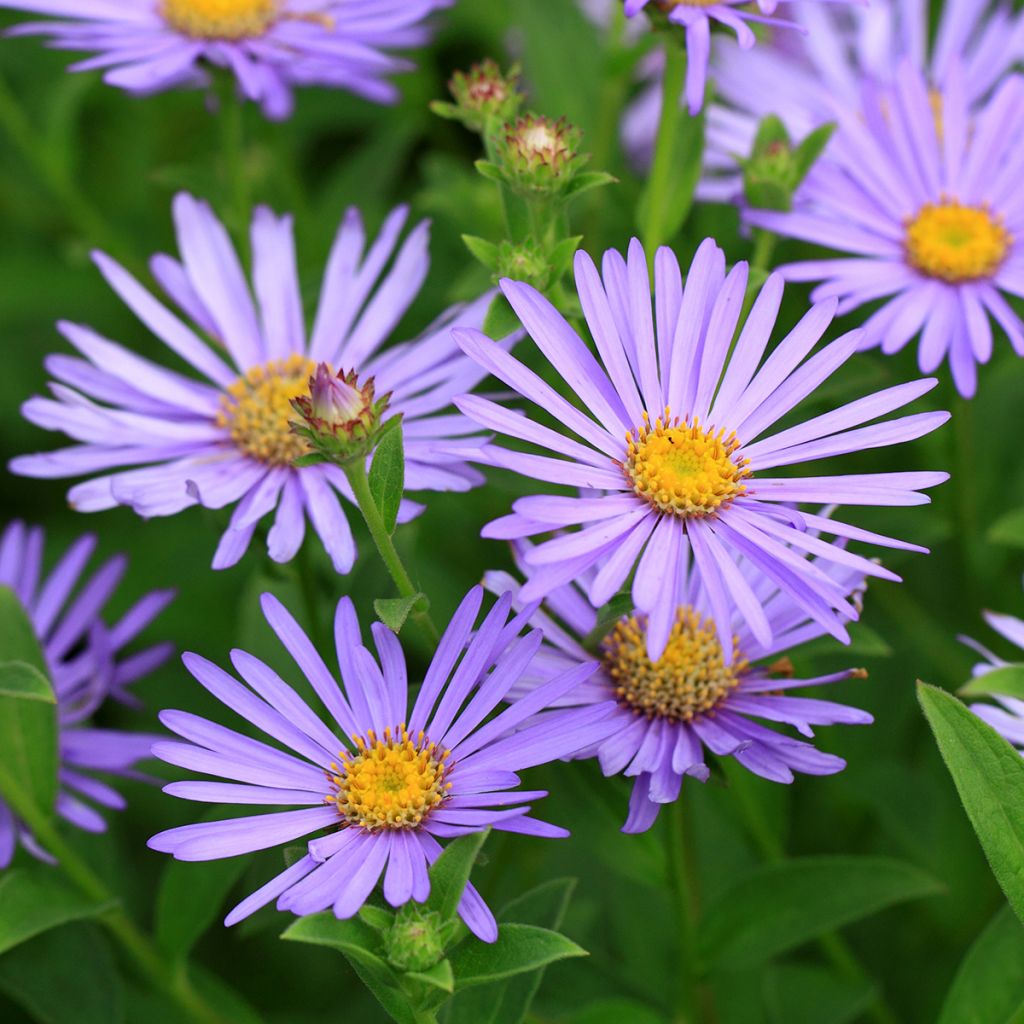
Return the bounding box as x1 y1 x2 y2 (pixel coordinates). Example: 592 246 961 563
960 666 1024 702
564 170 617 198
0 586 48 675
918 681 1024 924
939 905 1024 1024
462 234 499 270
450 924 586 990
482 295 522 340
426 830 490 923
0 867 115 956
0 660 55 702
369 425 405 535
359 904 395 933
989 508 1024 549
375 593 427 635
406 958 454 994
699 855 941 969
0 923 123 1024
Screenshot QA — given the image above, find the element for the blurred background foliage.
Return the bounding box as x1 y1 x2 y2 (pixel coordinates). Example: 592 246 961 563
3 2 1024 1022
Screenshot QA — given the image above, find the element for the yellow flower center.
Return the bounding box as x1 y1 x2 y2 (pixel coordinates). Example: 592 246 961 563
905 201 1011 283
330 728 452 831
623 410 750 518
216 354 316 466
161 0 279 39
602 609 746 722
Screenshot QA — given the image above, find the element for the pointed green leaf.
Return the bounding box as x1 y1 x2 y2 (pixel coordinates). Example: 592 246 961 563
563 170 617 198
699 855 942 969
0 867 115 956
482 295 522 340
359 904 395 933
0 586 48 675
406 958 454 994
792 122 836 182
426 830 490 923
369 425 405 535
918 681 1024 924
0 660 58 823
753 114 791 150
462 234 500 270
450 923 586 990
939 905 1024 1024
375 593 426 634
959 666 1024 702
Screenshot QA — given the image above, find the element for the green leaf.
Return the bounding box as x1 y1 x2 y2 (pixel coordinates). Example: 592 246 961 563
918 682 1024 924
562 999 667 1024
939 905 1024 1024
0 660 55 702
462 234 499 270
0 586 48 675
989 508 1024 549
482 294 522 340
369 425 405 535
960 666 1024 702
155 849 251 959
763 964 874 1024
563 170 617 198
792 122 836 182
425 830 490 923
450 924 586 990
699 855 942 969
359 904 395 933
0 923 123 1024
0 867 115 956
406 958 454 994
375 593 427 634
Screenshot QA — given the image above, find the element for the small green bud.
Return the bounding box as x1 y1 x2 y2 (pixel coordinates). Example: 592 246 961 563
741 115 835 212
384 906 447 973
492 114 589 197
496 238 551 290
430 59 523 134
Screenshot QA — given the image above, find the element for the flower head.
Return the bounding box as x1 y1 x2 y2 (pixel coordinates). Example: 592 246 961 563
0 520 172 867
12 194 500 572
453 238 948 663
485 540 872 831
148 586 617 940
748 65 1024 397
493 115 587 196
431 60 523 134
0 0 452 119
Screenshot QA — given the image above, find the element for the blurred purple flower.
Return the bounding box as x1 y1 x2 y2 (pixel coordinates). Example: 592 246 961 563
0 519 172 868
453 239 949 663
148 586 617 940
0 0 452 119
748 64 1024 397
12 194 496 572
485 539 871 832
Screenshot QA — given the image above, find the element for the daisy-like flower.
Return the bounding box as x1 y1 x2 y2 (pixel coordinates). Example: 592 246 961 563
960 578 1024 751
747 64 1024 397
622 0 1024 199
453 239 949 663
12 193 497 571
485 541 871 832
147 586 617 940
0 519 172 867
0 0 451 119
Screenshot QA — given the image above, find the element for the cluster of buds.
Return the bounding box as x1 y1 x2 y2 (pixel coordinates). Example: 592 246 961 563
741 115 835 212
289 363 395 467
430 59 523 134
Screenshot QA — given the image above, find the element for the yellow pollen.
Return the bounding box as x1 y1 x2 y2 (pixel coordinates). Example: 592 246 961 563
161 0 278 39
905 200 1011 283
602 609 745 722
329 727 451 832
623 409 750 518
216 354 317 466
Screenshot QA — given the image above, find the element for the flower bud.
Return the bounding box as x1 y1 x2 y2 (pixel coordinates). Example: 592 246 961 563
742 115 834 212
384 906 447 973
430 59 523 134
495 114 585 194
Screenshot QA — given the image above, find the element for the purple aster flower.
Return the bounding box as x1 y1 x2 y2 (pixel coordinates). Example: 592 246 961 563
484 539 872 833
748 64 1024 398
960 578 1024 750
12 194 497 572
622 0 1024 200
0 519 172 868
452 239 949 663
0 0 451 119
148 586 617 940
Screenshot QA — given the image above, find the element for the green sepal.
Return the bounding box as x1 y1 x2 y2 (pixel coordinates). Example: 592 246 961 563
375 593 428 634
462 234 500 270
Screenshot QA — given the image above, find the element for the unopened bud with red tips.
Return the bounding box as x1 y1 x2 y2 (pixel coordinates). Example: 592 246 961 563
289 364 395 467
430 59 523 134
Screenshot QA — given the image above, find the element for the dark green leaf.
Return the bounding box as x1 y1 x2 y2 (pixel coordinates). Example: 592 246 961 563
0 586 48 675
989 508 1024 549
0 923 123 1024
450 924 586 990
369 425 405 535
960 666 1024 702
406 958 454 994
0 867 114 956
699 855 941 969
763 964 874 1024
375 593 427 634
426 830 490 923
562 998 666 1024
939 905 1024 1024
918 682 1024 924
482 295 522 340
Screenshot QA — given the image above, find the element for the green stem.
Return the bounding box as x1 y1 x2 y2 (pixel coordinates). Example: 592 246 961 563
639 41 687 255
951 395 980 610
218 78 251 258
737 228 777 327
21 812 225 1024
343 460 438 643
667 802 700 1024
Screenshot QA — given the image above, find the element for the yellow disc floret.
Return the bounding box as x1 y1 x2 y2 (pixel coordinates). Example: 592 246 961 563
330 727 452 831
905 200 1011 283
216 354 317 465
602 609 745 722
161 0 279 40
623 409 750 518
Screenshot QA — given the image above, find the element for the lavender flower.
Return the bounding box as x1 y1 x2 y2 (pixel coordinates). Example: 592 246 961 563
748 64 1024 397
0 0 451 119
485 541 871 832
453 239 948 663
12 194 496 572
148 586 617 940
0 519 172 867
